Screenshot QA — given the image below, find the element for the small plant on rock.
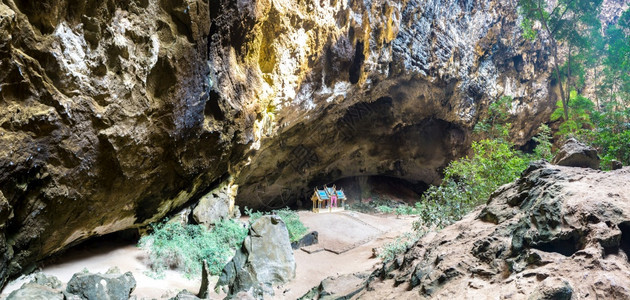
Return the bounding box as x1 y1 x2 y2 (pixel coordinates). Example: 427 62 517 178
244 207 308 243
139 219 247 279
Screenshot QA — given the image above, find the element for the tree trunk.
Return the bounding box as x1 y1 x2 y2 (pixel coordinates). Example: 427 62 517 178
537 4 569 121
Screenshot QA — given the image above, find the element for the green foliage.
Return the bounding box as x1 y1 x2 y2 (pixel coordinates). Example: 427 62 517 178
138 219 247 279
243 206 263 223
376 205 394 214
347 194 398 214
551 90 630 168
352 196 421 216
378 232 420 262
533 124 553 161
274 208 309 243
551 90 595 136
474 95 513 139
244 207 308 243
518 0 603 120
517 1 630 173
519 16 537 41
395 205 415 216
594 130 630 168
413 125 552 230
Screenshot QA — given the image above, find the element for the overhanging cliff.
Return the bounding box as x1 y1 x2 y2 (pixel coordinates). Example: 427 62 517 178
0 0 555 287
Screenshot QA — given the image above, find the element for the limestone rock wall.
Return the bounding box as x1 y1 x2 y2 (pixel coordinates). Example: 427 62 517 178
357 163 630 299
0 0 229 285
220 0 556 209
0 0 555 286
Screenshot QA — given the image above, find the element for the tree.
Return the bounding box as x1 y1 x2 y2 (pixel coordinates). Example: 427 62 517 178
597 9 630 130
519 0 603 121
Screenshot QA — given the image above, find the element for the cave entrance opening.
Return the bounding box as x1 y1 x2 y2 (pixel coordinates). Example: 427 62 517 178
315 175 429 211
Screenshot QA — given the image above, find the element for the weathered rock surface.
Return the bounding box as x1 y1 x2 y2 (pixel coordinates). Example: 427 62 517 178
217 215 296 298
192 180 238 227
291 230 318 250
299 272 369 300
66 269 136 300
227 0 557 210
551 138 601 169
27 273 63 290
0 0 556 286
169 290 202 300
6 282 64 300
611 159 623 170
0 0 226 284
355 162 630 299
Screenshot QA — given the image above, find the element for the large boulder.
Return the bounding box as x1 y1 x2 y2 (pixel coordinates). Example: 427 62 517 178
217 215 296 298
355 162 630 299
551 138 600 169
66 269 136 300
192 181 238 227
291 231 319 250
7 283 64 300
299 273 369 300
169 290 202 300
28 273 63 290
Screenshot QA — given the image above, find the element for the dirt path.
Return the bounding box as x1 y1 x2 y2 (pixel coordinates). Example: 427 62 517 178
1 211 415 299
276 211 415 299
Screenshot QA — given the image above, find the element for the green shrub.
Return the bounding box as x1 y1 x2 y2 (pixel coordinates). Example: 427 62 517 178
377 205 394 214
413 125 552 230
347 195 402 214
378 232 420 261
395 205 415 216
138 219 247 279
244 207 308 243
533 124 554 161
274 208 309 243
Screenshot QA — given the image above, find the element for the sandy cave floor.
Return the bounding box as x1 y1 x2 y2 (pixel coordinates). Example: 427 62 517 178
0 211 415 299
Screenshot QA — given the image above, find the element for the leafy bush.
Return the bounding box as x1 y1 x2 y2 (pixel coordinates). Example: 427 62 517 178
378 232 419 262
348 195 404 214
244 207 308 243
395 205 415 216
413 126 552 230
376 205 394 214
138 219 247 279
548 91 630 169
533 124 554 161
551 91 595 137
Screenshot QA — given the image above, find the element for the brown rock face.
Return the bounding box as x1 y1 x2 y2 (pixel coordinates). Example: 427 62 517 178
220 0 557 209
0 0 555 285
0 0 229 283
358 162 630 299
551 138 601 169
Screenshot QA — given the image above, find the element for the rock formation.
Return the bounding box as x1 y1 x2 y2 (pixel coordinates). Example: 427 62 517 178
6 269 136 300
226 0 556 210
355 162 630 299
300 272 369 300
7 283 64 300
0 0 556 286
217 215 296 298
192 179 239 227
551 138 601 169
66 268 136 300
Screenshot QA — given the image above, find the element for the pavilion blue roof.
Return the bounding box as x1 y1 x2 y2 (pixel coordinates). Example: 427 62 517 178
317 190 330 200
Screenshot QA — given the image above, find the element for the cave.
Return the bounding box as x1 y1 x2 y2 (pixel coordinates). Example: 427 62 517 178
321 175 429 206
618 222 630 261
531 234 581 257
3 0 621 298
